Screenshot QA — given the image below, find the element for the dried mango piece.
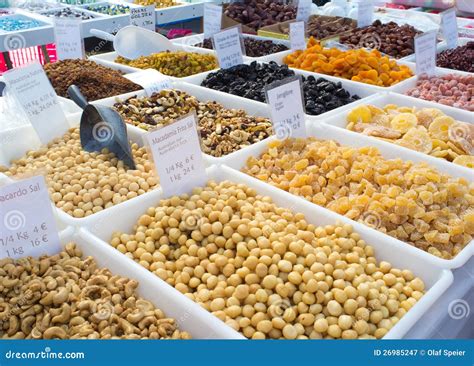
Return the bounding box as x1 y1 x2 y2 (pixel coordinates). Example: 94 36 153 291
415 108 444 128
428 116 456 140
391 113 418 133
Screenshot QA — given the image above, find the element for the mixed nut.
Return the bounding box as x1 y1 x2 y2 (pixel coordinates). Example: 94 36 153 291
201 62 360 115
113 90 273 157
0 243 191 339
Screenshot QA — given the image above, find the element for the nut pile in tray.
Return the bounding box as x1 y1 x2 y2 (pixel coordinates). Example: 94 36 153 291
0 129 157 218
345 104 474 169
112 90 273 157
0 243 191 339
436 42 474 73
110 180 426 339
243 139 474 259
201 62 360 115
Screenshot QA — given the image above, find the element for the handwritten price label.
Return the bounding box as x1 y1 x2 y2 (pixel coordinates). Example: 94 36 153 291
357 0 374 28
0 176 61 259
296 0 311 23
130 5 155 31
290 21 306 51
213 27 244 69
266 77 306 139
415 31 437 76
3 62 67 144
144 113 207 197
125 69 172 96
204 3 222 38
54 17 84 60
441 8 458 49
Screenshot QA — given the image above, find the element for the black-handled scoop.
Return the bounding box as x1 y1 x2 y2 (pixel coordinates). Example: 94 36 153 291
68 85 136 170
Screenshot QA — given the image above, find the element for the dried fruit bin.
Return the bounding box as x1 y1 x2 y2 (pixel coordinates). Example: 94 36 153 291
90 80 274 165
218 123 474 270
180 61 380 121
54 227 242 338
257 49 417 92
171 33 291 62
389 67 474 112
88 45 221 77
401 38 472 64
79 164 453 339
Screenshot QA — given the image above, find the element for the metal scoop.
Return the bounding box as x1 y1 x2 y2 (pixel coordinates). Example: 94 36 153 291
90 25 177 60
67 85 136 170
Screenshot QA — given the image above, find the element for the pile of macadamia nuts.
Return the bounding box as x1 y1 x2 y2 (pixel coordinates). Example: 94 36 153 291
110 180 426 339
0 128 158 218
0 243 191 339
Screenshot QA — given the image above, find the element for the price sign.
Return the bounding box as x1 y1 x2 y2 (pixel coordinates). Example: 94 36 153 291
290 21 306 51
0 176 61 259
296 0 311 22
213 27 244 69
144 114 207 197
441 8 458 49
415 31 437 76
3 62 67 144
266 77 306 140
125 69 172 96
357 0 374 28
54 17 85 60
130 5 156 31
204 3 222 38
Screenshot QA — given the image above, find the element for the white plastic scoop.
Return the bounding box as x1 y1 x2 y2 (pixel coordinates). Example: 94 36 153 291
90 26 177 60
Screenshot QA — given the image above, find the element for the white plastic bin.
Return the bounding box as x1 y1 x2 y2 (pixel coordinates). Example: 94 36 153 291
81 164 454 339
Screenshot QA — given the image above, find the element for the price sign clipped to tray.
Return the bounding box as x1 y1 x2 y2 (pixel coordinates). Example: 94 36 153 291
440 8 458 49
0 176 61 259
265 76 306 140
3 62 68 145
144 113 207 197
356 0 374 28
415 31 437 76
54 17 85 61
204 3 222 38
296 0 311 23
290 21 306 51
213 27 244 69
125 69 172 96
130 5 156 31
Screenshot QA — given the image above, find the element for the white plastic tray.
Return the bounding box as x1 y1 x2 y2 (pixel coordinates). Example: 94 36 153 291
219 124 474 269
58 227 242 339
80 164 453 339
180 60 380 122
88 44 219 76
91 80 274 165
255 49 417 92
172 33 291 62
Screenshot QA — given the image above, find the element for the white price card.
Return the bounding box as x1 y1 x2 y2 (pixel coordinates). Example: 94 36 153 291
213 27 244 69
266 77 306 139
3 62 67 144
125 69 172 96
290 21 306 51
144 114 207 197
415 31 437 76
130 5 156 31
0 176 61 260
441 8 458 49
296 0 311 23
204 3 222 38
356 0 374 28
54 17 85 61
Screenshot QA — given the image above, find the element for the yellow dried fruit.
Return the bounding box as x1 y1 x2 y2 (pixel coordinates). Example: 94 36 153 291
453 155 474 169
401 127 433 154
428 116 456 140
391 113 418 133
347 105 372 123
